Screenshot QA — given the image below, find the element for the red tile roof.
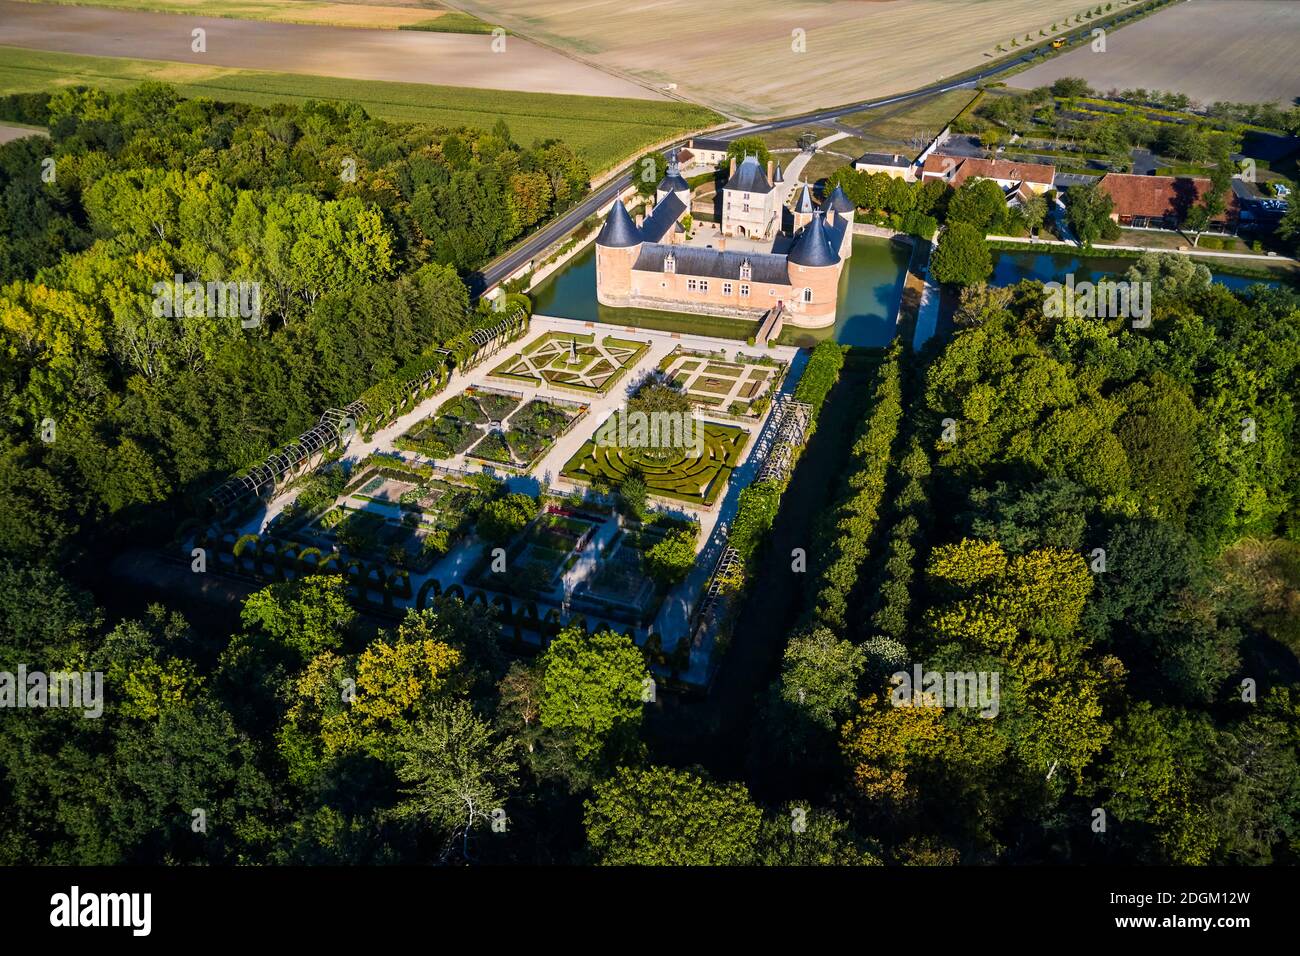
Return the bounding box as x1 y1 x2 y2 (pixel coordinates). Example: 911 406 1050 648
1096 173 1239 223
920 153 1056 187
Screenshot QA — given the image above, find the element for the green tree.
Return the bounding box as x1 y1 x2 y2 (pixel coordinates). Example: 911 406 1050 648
240 576 356 662
1064 182 1120 246
644 528 697 585
391 700 519 861
584 766 762 865
476 492 536 544
930 222 993 286
539 626 648 763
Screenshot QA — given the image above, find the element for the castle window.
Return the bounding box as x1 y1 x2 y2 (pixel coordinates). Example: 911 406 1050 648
740 261 752 280
803 287 813 303
723 282 733 296
687 279 697 291
739 284 750 297
664 254 676 274
700 280 709 293
743 204 750 213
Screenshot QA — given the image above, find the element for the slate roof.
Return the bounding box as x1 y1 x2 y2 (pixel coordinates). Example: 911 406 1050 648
640 192 687 243
690 137 731 153
794 183 815 214
856 152 911 168
773 162 784 183
595 201 643 248
632 244 790 284
725 154 773 194
787 213 840 267
825 183 855 213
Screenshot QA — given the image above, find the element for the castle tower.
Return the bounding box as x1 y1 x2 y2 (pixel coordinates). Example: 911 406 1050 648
594 200 643 308
655 150 692 208
824 183 856 258
786 212 840 326
792 182 815 231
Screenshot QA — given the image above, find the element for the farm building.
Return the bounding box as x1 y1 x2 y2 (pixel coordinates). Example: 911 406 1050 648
1096 173 1241 233
920 153 1056 204
855 152 916 181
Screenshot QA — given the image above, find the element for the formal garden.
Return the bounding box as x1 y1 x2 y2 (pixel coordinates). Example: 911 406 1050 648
489 330 650 394
466 500 700 626
657 347 785 418
261 453 496 573
395 387 523 460
465 396 589 471
561 416 749 507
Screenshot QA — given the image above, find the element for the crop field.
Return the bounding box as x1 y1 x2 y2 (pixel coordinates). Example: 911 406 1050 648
1009 0 1300 106
453 0 1125 117
12 0 492 31
0 46 719 170
0 1 660 99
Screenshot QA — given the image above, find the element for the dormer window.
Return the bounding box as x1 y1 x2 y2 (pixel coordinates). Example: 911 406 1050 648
739 260 752 281
664 253 675 274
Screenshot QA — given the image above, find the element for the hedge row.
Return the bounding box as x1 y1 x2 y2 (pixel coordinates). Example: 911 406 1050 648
809 341 905 632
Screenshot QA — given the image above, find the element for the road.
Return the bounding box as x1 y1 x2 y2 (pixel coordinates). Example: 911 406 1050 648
473 29 1131 295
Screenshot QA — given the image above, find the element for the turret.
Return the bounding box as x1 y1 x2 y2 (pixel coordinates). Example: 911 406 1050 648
786 212 840 326
595 201 643 307
655 150 691 206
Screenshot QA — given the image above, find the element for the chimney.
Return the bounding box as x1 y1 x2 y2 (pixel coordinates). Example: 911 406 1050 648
730 156 736 176
767 159 774 181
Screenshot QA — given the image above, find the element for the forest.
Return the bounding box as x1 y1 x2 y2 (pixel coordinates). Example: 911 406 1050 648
0 84 589 569
1 81 1298 866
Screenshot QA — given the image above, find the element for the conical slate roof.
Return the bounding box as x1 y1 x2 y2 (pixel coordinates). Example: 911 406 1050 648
825 183 855 213
794 182 815 214
773 162 784 183
595 200 643 248
787 212 840 267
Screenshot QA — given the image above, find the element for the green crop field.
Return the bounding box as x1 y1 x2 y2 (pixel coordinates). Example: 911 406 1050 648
0 45 721 170
562 417 749 507
12 0 496 32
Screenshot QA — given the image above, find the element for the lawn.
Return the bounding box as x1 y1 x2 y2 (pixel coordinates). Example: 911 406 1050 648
0 44 721 170
561 417 749 507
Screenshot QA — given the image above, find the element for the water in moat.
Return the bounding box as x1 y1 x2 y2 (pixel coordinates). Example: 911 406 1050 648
990 249 1285 292
528 235 911 348
527 234 1286 352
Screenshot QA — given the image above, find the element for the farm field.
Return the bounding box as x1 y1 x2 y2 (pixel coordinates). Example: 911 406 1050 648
12 0 493 31
452 0 1115 117
1008 0 1300 106
0 1 661 100
0 46 719 170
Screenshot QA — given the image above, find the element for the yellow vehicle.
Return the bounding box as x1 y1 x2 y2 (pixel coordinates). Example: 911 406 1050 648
1051 38 1067 49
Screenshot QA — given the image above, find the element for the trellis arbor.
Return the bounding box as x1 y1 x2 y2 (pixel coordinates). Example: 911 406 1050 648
206 399 369 513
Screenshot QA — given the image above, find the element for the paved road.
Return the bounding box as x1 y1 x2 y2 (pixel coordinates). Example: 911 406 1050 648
473 4 1166 295
473 50 1067 295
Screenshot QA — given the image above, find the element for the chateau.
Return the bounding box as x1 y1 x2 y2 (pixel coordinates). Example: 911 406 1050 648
595 152 854 328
